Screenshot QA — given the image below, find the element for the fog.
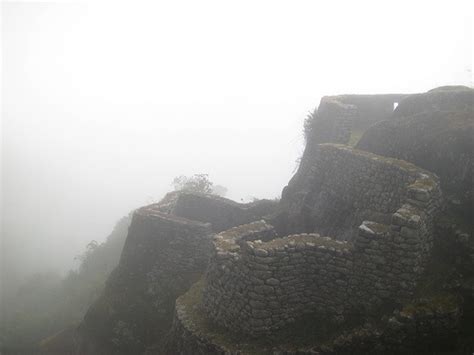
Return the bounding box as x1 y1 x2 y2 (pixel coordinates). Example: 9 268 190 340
1 0 472 293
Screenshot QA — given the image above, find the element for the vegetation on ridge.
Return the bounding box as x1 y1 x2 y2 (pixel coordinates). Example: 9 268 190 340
0 215 131 352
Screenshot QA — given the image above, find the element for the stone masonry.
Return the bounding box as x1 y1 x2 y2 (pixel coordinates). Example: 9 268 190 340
200 144 441 336
78 192 277 354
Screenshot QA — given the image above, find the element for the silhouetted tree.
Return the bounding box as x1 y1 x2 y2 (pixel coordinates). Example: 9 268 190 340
172 173 214 194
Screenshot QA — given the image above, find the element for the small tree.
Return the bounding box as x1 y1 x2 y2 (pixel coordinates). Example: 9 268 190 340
172 174 213 194
303 109 318 142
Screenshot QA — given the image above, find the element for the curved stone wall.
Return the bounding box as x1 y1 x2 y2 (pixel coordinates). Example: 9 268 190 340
279 143 438 238
287 93 408 213
201 145 441 336
356 88 474 210
161 280 236 355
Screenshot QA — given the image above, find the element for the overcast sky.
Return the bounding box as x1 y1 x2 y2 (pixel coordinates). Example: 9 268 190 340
1 0 472 283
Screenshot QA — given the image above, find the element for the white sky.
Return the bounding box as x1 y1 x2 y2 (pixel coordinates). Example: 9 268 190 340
1 0 472 280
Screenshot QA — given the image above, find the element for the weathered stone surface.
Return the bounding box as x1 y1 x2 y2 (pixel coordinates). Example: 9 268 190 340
308 295 462 354
277 143 439 241
76 88 472 355
200 145 441 337
280 93 408 237
357 86 474 210
77 192 277 354
78 210 213 354
170 191 278 232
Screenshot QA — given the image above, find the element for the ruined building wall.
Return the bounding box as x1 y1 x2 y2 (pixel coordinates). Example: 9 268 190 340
201 145 441 336
79 209 213 354
170 192 277 232
335 94 407 130
79 193 277 354
307 94 407 146
282 144 418 237
357 88 474 210
286 94 409 214
309 97 357 144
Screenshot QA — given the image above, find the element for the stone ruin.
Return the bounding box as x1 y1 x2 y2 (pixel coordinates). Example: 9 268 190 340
73 88 474 354
306 93 407 146
78 192 277 353
166 143 441 352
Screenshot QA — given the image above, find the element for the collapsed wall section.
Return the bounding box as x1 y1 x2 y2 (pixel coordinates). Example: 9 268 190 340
202 223 351 335
200 145 441 336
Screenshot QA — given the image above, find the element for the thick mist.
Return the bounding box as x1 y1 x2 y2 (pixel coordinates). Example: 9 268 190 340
1 0 472 295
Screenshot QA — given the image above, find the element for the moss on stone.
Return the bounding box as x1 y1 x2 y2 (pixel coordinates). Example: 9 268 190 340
348 129 364 147
212 220 272 253
401 293 459 317
261 233 348 251
177 279 256 353
362 221 390 234
176 279 364 354
410 177 437 191
320 143 434 177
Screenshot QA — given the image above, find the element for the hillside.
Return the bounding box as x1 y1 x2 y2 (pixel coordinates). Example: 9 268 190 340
0 215 131 354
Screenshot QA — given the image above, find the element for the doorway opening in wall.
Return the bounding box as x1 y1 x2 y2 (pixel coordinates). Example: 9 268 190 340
393 102 399 110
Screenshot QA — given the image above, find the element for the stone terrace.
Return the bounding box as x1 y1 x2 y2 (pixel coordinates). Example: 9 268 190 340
199 144 441 336
79 192 277 353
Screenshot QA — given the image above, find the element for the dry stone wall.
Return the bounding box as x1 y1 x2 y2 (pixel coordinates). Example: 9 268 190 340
286 94 408 212
166 291 461 355
308 97 357 145
160 281 238 355
334 94 407 130
308 296 462 354
201 145 441 336
79 208 213 354
306 94 406 148
79 192 277 354
357 87 474 210
279 144 439 239
170 191 277 232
